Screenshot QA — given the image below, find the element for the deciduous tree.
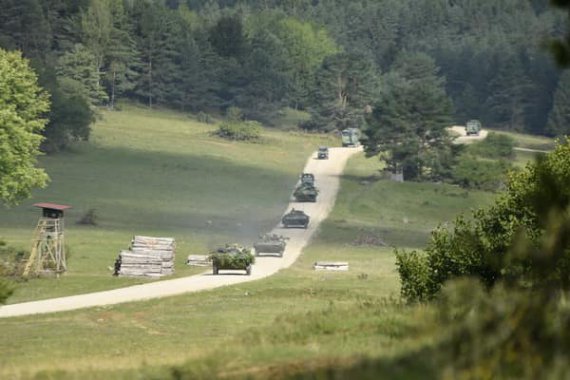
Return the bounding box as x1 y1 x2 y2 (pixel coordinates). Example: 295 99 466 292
0 48 49 205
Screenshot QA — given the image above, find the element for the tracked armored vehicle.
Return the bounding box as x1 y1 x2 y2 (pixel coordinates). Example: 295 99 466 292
293 183 318 202
209 244 255 275
282 209 310 229
253 234 288 257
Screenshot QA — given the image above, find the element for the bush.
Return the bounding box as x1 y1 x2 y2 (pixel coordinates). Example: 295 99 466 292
76 208 98 226
196 111 214 124
396 139 570 302
395 249 432 302
468 132 515 159
451 155 511 191
216 120 262 141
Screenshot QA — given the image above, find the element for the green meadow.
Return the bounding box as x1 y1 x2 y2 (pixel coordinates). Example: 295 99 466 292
0 105 334 303
0 108 551 378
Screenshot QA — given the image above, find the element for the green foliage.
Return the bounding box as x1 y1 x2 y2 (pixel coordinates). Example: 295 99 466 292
0 48 49 205
306 52 377 132
546 71 570 136
76 208 98 226
363 53 454 181
397 139 570 302
209 246 255 269
0 279 13 305
394 249 432 302
467 132 515 159
452 156 511 191
216 120 262 141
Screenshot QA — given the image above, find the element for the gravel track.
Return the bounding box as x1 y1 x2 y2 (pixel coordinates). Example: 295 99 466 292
0 147 360 318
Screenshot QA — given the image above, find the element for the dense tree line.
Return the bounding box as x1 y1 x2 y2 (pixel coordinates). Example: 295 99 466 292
0 0 567 153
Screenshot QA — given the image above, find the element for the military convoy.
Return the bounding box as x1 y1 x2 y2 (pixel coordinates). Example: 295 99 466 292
209 244 255 275
253 234 288 257
282 209 310 229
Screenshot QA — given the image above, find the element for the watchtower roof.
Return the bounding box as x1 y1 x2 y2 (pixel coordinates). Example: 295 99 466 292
33 203 72 211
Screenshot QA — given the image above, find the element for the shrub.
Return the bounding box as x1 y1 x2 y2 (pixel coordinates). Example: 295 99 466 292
468 132 515 159
395 249 432 302
196 111 213 124
451 155 511 191
216 120 262 141
76 208 98 226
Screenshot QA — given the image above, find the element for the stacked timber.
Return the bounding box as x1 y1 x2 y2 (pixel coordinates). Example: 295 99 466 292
313 261 349 271
186 255 211 267
118 236 175 278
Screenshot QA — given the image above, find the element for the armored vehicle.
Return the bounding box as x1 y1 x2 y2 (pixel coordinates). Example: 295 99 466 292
209 244 255 275
341 128 361 147
253 234 288 257
465 119 482 136
293 183 318 202
300 173 315 186
282 209 310 229
317 146 329 159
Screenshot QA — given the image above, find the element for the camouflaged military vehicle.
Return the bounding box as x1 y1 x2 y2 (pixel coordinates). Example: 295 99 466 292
293 183 318 202
300 173 315 186
341 128 361 147
253 233 288 257
282 209 310 229
209 244 255 275
465 119 482 136
318 146 329 159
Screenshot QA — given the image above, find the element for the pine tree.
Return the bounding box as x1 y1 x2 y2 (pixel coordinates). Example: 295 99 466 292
363 52 453 181
547 71 570 136
307 52 377 131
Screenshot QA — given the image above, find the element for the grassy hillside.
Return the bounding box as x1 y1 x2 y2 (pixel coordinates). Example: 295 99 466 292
0 145 497 379
0 105 334 303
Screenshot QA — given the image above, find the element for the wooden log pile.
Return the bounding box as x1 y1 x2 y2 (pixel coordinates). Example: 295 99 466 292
313 261 349 271
186 255 211 267
118 236 175 278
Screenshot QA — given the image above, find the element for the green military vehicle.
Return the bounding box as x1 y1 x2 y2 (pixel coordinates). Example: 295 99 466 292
293 182 318 202
341 128 361 147
300 173 315 186
282 209 310 229
318 146 329 159
465 119 482 136
209 244 255 275
253 234 288 257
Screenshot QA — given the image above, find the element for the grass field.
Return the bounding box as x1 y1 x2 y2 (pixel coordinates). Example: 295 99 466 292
0 128 497 379
0 104 335 303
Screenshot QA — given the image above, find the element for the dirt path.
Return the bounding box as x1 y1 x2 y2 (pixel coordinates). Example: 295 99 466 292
449 125 488 144
0 147 360 318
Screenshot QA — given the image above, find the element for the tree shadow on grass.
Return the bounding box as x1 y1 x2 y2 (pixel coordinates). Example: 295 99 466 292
0 145 299 243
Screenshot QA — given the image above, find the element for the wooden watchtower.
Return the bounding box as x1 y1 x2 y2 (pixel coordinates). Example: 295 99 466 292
23 203 71 278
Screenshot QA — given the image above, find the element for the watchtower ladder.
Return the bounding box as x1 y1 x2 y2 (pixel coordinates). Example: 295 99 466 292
23 217 67 277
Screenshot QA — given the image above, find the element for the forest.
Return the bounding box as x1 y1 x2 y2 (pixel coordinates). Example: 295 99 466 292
0 0 568 154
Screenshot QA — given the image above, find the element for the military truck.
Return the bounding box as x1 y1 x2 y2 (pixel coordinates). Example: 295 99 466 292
282 209 310 229
465 119 482 136
300 173 315 186
253 234 288 257
317 146 329 159
209 244 255 275
293 183 318 202
341 128 360 147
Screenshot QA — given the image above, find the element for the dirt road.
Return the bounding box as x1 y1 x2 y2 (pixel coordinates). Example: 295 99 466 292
0 147 360 318
449 125 488 144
